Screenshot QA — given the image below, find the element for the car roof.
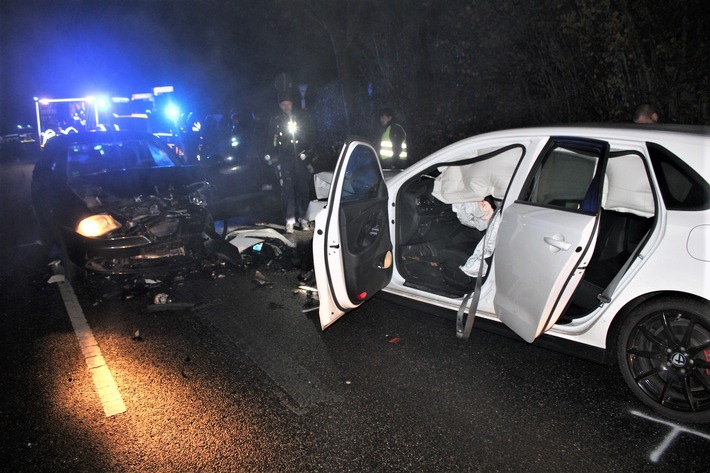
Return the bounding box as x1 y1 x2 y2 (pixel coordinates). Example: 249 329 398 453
476 123 709 141
428 123 709 178
46 130 159 146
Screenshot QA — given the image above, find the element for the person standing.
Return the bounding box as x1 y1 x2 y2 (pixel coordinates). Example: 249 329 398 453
265 88 315 233
378 107 408 169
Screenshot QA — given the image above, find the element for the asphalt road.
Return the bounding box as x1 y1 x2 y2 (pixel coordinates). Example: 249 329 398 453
1 154 709 472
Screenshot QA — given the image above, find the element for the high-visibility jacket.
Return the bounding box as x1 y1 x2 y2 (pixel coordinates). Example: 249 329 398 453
380 123 407 163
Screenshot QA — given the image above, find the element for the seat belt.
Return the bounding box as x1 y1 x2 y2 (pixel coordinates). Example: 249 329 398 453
597 228 651 304
456 251 486 340
456 209 500 340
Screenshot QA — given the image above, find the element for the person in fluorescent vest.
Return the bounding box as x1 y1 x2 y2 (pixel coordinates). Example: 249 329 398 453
378 107 408 169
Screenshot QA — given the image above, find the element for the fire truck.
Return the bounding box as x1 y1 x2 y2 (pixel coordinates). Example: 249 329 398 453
34 96 100 146
33 86 181 149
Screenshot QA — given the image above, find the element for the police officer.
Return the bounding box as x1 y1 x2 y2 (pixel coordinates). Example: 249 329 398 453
265 88 315 233
378 107 408 169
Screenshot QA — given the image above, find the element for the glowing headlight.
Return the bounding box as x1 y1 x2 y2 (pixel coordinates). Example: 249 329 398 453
76 214 122 237
231 137 239 147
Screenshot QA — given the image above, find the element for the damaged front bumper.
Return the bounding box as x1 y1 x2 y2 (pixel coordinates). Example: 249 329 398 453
62 207 214 275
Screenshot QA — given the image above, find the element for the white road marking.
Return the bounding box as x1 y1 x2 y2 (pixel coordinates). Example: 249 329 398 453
54 278 126 417
630 409 710 463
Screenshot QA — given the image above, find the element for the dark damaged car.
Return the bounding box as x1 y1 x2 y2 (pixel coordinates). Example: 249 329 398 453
32 131 214 278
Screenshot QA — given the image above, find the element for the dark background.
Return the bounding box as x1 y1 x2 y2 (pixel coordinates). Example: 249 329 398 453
1 0 709 161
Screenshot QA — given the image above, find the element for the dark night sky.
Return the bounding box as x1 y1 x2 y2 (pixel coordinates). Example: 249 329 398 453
0 0 331 133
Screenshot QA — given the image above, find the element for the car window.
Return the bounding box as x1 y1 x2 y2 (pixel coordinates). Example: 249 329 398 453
521 143 602 211
148 141 177 166
66 138 178 177
647 143 710 211
340 145 383 203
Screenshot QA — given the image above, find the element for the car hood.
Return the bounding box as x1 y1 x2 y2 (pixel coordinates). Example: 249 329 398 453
68 166 206 205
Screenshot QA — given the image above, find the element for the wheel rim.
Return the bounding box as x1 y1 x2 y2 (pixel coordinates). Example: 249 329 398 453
625 308 710 414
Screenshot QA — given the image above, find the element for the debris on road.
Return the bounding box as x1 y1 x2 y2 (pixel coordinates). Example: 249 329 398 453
154 293 170 305
254 271 270 285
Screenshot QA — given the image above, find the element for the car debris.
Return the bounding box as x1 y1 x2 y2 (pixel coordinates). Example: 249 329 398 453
254 270 270 285
154 293 170 304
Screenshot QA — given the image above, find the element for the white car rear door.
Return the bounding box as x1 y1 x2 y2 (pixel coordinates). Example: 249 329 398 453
493 138 609 342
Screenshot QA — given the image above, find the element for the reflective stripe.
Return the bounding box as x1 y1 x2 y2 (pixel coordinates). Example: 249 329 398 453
380 125 407 160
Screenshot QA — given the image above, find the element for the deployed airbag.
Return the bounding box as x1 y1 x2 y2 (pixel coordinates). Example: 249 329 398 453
431 148 520 204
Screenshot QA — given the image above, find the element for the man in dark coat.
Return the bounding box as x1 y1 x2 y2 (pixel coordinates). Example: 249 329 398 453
265 89 315 233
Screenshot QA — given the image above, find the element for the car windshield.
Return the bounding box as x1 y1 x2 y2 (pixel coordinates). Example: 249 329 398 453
66 137 179 177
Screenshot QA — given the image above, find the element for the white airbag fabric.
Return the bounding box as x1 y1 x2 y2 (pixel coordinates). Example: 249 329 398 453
460 211 502 277
452 201 495 231
431 150 519 204
602 155 654 217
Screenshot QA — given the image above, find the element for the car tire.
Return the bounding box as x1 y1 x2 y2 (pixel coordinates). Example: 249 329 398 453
617 297 710 423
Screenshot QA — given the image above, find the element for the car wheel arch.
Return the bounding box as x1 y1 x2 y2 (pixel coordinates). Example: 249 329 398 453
604 291 709 365
613 293 710 423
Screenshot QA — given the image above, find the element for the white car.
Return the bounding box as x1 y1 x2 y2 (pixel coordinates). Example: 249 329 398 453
312 124 710 424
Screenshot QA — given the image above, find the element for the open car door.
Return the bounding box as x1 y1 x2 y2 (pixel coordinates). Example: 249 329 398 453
493 138 609 342
313 139 393 330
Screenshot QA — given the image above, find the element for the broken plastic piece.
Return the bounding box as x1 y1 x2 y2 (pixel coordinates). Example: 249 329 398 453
226 227 297 250
48 274 66 284
254 271 270 285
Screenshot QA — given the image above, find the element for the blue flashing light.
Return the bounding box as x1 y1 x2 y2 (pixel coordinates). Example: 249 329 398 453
165 104 180 122
96 96 111 111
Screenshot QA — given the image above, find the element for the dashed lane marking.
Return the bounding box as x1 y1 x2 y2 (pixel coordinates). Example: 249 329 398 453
54 277 126 417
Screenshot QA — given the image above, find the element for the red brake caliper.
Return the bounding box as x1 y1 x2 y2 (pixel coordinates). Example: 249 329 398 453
705 349 710 376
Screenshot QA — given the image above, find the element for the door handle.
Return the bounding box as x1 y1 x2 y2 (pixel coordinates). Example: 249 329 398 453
544 235 572 252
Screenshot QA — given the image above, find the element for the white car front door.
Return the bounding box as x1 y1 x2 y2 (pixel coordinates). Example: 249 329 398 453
313 139 392 330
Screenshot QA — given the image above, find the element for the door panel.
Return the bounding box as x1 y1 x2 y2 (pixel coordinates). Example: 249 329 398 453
494 204 597 341
493 138 608 342
314 140 392 330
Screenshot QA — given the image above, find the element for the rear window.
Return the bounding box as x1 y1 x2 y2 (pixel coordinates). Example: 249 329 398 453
648 143 709 211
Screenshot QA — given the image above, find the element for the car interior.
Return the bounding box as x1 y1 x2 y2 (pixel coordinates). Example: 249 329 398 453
562 151 655 320
394 145 522 298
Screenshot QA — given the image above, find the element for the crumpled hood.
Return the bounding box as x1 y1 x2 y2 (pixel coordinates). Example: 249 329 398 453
65 167 211 242
68 166 207 208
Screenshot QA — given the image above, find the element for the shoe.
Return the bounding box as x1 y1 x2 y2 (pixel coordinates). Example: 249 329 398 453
300 220 312 231
285 223 294 234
